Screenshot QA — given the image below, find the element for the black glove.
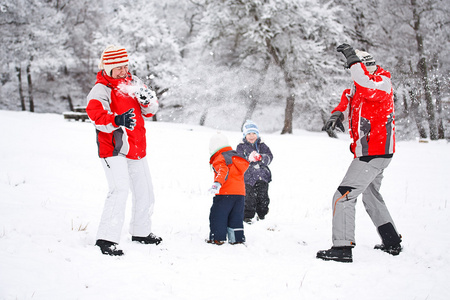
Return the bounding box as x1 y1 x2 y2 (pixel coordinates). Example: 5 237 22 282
114 108 136 130
337 43 361 68
322 111 345 132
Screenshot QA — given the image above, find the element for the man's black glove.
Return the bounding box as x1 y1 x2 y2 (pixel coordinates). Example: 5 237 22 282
322 111 345 132
337 43 361 68
114 108 136 130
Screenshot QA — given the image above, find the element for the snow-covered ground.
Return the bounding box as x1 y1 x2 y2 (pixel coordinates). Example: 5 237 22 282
0 110 449 300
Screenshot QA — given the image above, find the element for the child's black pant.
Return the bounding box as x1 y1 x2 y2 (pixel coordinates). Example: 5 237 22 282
245 181 270 219
209 195 245 243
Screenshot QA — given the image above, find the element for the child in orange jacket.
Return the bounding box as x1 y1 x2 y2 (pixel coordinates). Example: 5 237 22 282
207 132 249 245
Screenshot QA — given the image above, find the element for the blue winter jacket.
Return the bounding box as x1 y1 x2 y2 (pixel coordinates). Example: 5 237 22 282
236 138 273 186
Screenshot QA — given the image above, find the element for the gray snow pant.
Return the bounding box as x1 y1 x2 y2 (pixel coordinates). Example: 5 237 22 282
332 157 398 247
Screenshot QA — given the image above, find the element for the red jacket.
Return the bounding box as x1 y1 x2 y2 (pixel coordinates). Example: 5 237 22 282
333 63 395 158
86 71 156 159
210 147 249 196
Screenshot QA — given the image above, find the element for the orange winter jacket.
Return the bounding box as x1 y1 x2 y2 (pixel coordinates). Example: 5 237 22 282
209 147 249 196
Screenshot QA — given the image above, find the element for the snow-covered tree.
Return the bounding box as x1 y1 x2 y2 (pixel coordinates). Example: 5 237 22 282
386 0 450 140
0 0 104 112
331 0 450 140
89 0 184 118
194 0 344 133
0 0 447 138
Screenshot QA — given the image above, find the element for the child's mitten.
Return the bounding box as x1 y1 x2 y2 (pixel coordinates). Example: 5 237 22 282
248 151 262 162
208 182 222 194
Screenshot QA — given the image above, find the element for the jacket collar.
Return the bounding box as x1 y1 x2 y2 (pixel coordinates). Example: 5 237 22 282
209 146 233 164
242 137 261 145
373 66 391 78
95 70 133 88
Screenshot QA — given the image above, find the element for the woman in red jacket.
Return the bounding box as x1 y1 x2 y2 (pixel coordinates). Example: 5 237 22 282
317 44 402 263
86 45 162 256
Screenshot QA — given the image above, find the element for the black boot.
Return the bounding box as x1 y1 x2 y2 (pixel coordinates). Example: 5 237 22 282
132 233 162 245
375 223 402 256
316 246 353 263
244 218 253 224
95 239 124 256
374 243 402 256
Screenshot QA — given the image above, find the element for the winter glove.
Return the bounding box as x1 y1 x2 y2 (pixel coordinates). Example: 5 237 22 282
147 101 159 115
322 111 345 132
248 151 262 162
134 87 156 106
208 182 222 194
337 43 361 68
114 108 136 130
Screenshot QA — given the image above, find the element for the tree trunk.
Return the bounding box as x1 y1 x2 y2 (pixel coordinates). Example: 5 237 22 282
265 37 295 134
26 62 34 112
67 94 74 111
409 89 427 139
281 90 295 134
402 93 409 115
434 77 445 139
418 57 437 140
242 62 269 127
199 109 208 126
243 94 258 125
411 0 437 140
16 66 26 111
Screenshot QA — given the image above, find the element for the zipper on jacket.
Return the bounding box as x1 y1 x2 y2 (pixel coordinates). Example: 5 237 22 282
104 158 110 168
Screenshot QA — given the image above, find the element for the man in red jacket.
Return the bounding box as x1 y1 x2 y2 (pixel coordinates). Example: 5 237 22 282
86 45 162 256
317 44 402 263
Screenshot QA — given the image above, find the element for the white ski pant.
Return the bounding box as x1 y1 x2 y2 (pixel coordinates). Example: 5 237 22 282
332 157 397 247
96 156 155 244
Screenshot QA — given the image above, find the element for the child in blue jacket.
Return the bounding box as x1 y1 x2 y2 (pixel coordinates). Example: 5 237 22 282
236 120 273 224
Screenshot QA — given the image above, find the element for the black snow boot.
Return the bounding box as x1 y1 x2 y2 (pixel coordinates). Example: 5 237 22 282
316 246 353 263
374 243 402 256
132 233 162 245
95 239 124 256
375 223 402 256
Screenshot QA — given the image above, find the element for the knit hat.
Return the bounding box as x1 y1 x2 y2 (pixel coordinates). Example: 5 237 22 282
209 132 230 156
355 49 377 73
98 45 129 76
242 120 259 137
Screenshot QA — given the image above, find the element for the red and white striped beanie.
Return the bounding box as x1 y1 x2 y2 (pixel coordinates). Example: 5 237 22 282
98 45 129 76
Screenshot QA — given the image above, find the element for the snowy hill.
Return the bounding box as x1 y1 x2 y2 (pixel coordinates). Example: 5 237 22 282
0 110 449 300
